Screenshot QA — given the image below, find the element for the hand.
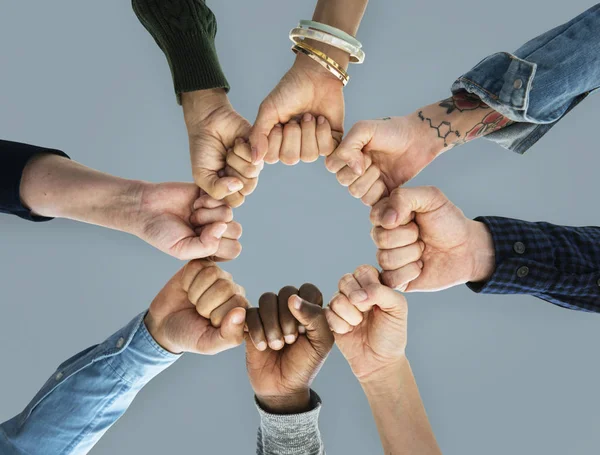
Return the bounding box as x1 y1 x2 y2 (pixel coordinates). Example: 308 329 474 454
370 186 495 291
134 182 242 261
245 284 334 414
325 115 439 199
250 54 343 164
183 89 261 207
145 259 249 355
325 265 408 382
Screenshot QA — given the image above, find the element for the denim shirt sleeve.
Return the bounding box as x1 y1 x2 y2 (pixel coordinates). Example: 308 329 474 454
467 217 600 313
0 312 180 454
256 390 325 455
452 4 600 154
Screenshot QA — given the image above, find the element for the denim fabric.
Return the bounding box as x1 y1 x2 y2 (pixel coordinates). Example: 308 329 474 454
0 312 180 454
452 3 600 154
467 217 600 313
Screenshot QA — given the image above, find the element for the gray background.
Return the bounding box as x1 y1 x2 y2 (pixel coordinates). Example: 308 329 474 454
1 1 599 454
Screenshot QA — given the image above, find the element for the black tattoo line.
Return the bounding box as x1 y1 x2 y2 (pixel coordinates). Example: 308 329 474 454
439 93 490 115
418 111 460 147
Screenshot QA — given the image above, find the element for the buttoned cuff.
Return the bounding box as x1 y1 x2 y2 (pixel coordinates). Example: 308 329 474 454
467 216 556 295
0 140 69 222
256 390 324 455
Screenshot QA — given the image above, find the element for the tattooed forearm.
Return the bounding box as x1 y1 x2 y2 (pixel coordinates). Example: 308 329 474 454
459 111 514 143
417 111 461 147
439 92 490 114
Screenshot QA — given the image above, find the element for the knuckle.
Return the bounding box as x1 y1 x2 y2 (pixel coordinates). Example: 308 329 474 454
376 250 392 269
201 266 221 283
348 184 363 198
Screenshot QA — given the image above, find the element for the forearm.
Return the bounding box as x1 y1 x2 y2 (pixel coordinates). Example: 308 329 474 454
304 0 369 69
361 358 441 455
415 94 514 158
0 313 179 454
20 153 142 232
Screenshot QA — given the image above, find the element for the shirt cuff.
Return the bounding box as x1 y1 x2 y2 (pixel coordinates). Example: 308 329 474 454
256 390 324 455
467 216 556 295
0 140 70 222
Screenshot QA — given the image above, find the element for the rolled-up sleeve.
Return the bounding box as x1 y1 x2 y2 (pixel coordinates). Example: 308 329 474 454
452 4 600 154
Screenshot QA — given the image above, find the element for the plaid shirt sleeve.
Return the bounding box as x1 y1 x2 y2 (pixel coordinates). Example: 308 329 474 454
466 216 600 313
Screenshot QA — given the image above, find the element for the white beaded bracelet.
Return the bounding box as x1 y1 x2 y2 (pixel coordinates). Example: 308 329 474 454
289 27 365 64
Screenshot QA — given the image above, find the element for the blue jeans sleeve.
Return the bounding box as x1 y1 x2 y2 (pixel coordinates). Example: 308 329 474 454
452 4 600 154
0 312 180 454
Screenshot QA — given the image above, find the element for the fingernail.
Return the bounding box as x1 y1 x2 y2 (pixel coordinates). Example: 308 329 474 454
303 113 313 123
284 334 296 344
270 339 284 350
417 260 424 269
317 116 325 125
227 181 243 192
257 341 267 351
193 199 202 210
292 295 302 310
382 208 398 226
350 289 368 303
251 146 258 163
213 224 227 239
298 325 306 334
288 118 298 124
231 311 245 325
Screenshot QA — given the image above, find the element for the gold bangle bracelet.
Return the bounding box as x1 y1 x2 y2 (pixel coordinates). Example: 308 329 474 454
292 42 349 86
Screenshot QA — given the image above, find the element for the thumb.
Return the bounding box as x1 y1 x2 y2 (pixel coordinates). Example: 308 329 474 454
348 283 408 318
250 100 280 163
174 222 227 260
326 121 375 175
194 168 244 201
218 307 247 349
371 186 448 229
288 295 334 354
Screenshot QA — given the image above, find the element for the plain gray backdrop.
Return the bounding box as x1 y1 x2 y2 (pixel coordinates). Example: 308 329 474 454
1 1 599 454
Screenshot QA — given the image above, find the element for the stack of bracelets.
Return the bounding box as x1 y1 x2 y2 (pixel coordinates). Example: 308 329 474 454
289 20 365 87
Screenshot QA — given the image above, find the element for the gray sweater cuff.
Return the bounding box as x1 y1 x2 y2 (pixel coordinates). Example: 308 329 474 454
255 390 325 455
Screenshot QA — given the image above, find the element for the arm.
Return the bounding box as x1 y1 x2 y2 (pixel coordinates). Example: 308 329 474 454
327 4 600 202
15 151 243 261
369 186 600 313
0 260 247 454
132 0 258 206
250 0 368 165
361 359 439 455
245 285 334 455
326 266 441 454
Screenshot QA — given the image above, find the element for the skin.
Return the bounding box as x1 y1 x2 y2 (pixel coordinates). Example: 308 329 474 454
145 259 249 355
326 95 513 205
182 88 262 208
245 284 334 414
20 153 242 261
249 0 369 164
325 265 441 455
370 186 496 291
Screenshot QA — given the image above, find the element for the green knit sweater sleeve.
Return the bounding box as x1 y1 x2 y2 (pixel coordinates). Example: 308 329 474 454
132 0 230 104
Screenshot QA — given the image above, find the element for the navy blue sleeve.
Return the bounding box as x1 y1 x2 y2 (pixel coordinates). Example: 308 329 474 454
0 140 70 222
467 216 600 313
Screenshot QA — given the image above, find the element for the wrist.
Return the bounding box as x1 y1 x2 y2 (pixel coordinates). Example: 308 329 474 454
257 389 312 415
467 220 496 283
144 311 181 355
293 52 345 86
182 88 231 129
359 357 407 392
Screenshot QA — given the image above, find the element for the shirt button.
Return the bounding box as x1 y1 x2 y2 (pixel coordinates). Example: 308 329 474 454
116 337 125 349
55 372 63 381
513 242 526 254
513 79 523 89
517 266 529 278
